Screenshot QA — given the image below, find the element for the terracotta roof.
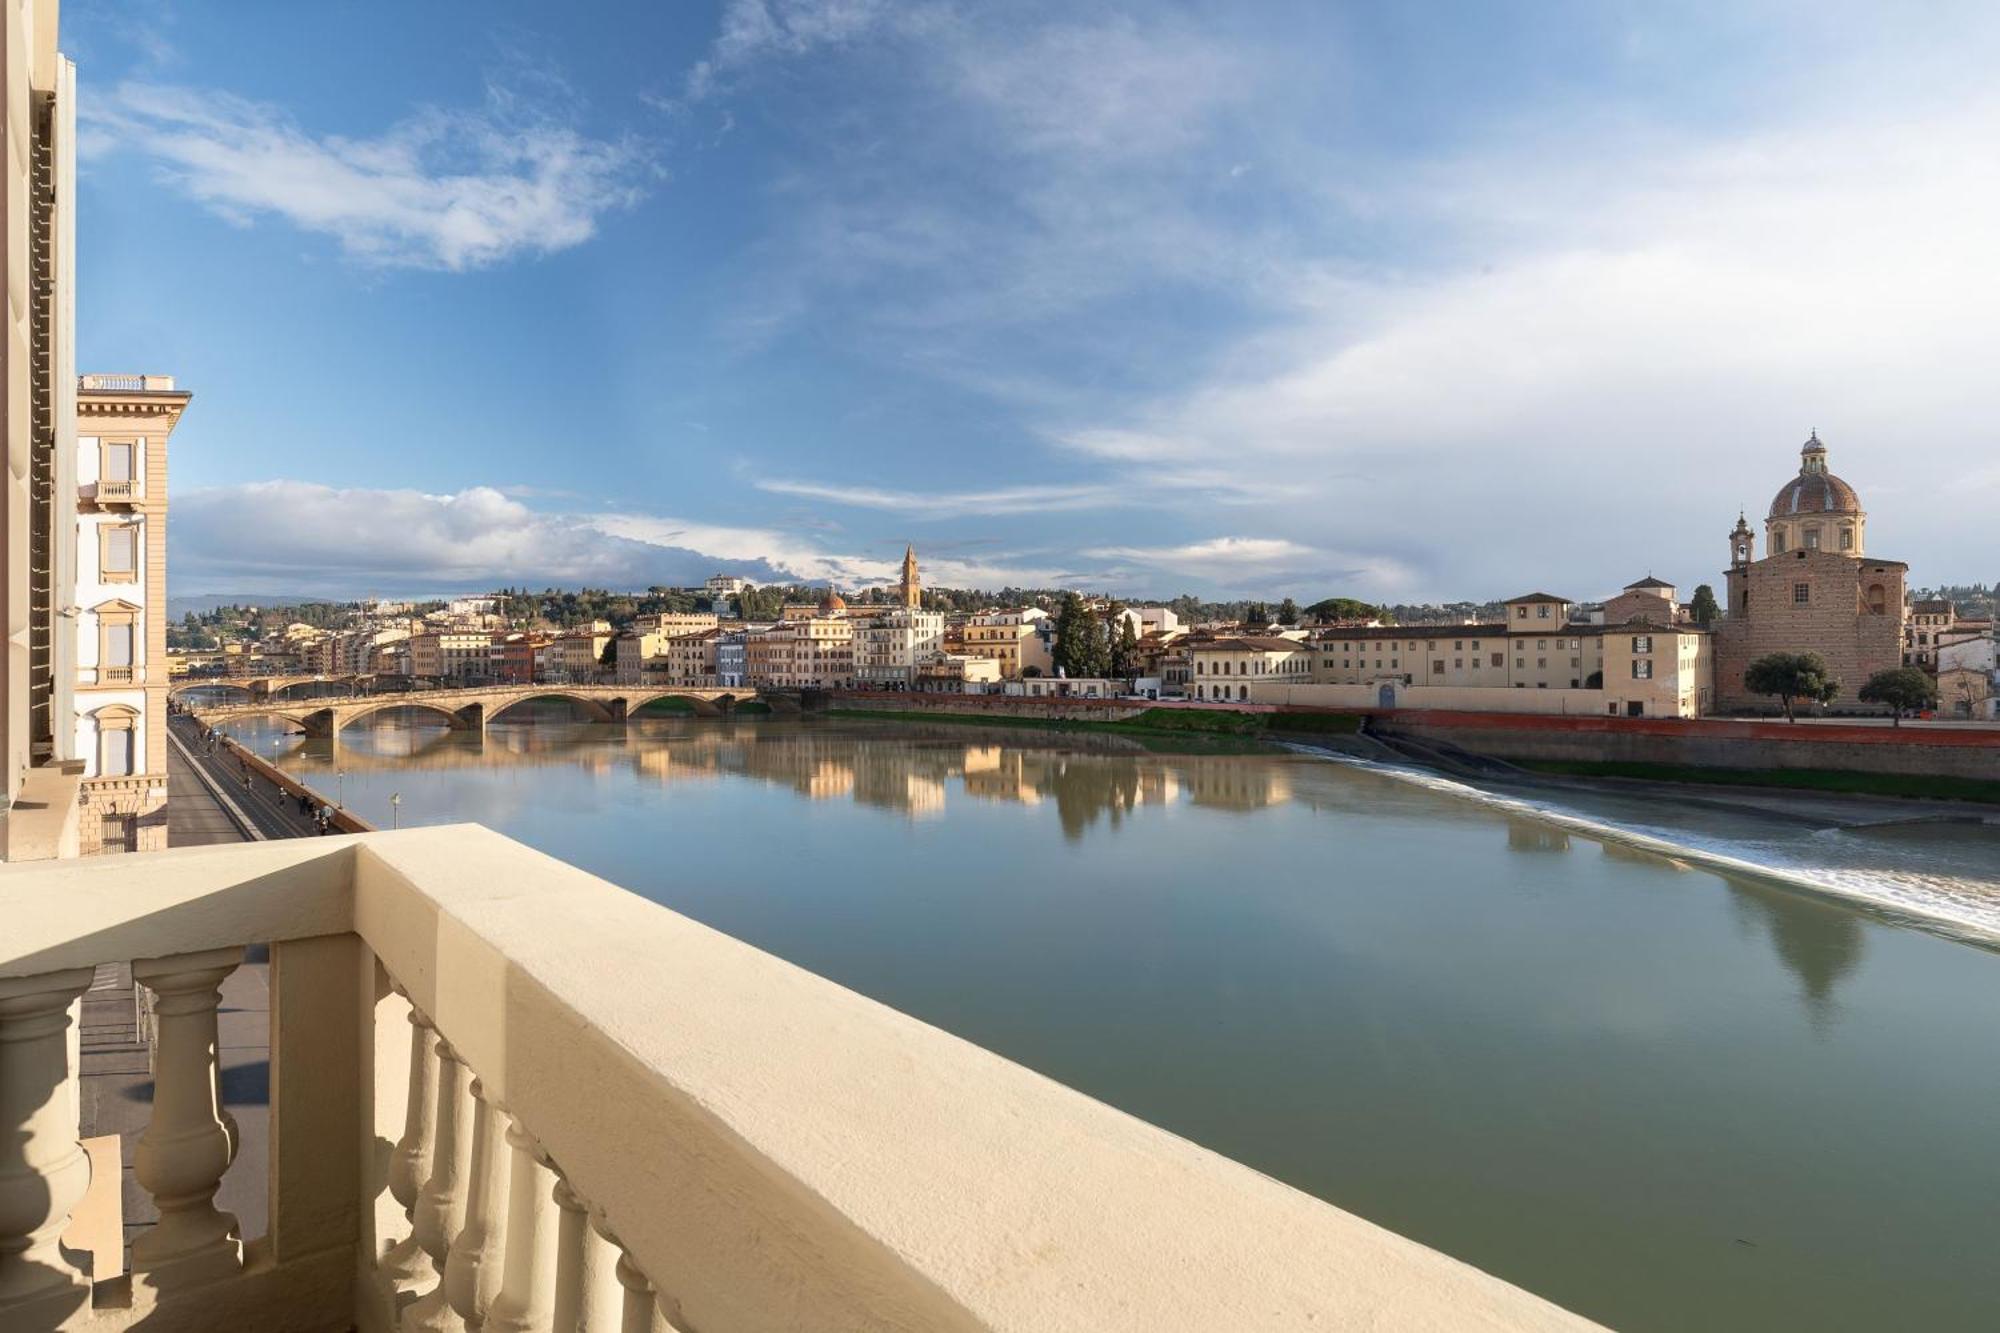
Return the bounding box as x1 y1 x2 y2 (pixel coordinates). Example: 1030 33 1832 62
1505 592 1569 604
1622 576 1675 590
1189 636 1310 653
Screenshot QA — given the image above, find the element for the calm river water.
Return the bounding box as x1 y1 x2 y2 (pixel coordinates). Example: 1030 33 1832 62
213 702 2000 1332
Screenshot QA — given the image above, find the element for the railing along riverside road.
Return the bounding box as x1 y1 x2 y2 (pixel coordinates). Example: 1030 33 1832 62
0 827 1599 1332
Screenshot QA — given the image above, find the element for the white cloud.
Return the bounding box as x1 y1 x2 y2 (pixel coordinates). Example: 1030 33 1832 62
1085 537 1317 565
754 478 1123 517
172 480 1110 597
84 82 651 270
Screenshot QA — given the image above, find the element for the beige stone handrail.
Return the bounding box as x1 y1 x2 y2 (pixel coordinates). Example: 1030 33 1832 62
0 828 1598 1332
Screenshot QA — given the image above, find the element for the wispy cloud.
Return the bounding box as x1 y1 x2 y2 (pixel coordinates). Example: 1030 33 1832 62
755 478 1121 517
84 82 653 270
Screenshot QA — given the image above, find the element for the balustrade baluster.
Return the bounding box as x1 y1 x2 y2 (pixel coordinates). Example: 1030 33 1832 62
445 1079 511 1328
380 1002 441 1295
587 1216 662 1333
402 1038 473 1332
484 1123 558 1333
551 1175 619 1332
0 968 96 1320
130 947 245 1290
613 1251 658 1333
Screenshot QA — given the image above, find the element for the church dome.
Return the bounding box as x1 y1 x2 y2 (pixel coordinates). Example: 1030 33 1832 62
1766 431 1861 519
819 589 846 613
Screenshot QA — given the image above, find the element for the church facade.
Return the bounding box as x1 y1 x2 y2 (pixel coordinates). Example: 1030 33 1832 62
1712 433 1908 712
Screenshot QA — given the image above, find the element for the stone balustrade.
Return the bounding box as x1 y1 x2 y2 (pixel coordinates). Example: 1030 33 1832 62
0 828 1597 1332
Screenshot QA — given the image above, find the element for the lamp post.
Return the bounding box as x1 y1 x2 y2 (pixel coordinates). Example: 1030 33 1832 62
336 769 347 809
390 792 402 830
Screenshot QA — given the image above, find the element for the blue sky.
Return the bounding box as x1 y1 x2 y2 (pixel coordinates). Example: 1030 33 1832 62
66 0 2000 601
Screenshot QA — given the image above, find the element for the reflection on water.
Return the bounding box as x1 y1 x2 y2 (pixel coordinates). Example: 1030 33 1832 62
213 708 2000 1333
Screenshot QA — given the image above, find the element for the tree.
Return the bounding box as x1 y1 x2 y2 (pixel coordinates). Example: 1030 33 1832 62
1276 597 1299 626
1688 584 1720 628
1109 615 1141 679
1242 602 1270 628
1304 597 1382 624
1743 652 1840 722
1857 666 1937 725
1052 593 1110 679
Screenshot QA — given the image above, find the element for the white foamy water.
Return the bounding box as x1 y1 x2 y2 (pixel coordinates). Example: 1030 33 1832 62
1293 747 2000 945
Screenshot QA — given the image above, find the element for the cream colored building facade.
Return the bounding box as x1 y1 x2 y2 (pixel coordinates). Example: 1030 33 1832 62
409 630 494 681
71 378 189 851
666 628 722 687
1189 636 1312 702
855 606 945 689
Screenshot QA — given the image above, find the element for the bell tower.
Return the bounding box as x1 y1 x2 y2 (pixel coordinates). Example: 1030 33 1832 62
1725 512 1755 618
898 544 921 610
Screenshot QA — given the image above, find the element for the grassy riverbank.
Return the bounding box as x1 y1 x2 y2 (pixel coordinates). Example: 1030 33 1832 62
1517 758 2000 805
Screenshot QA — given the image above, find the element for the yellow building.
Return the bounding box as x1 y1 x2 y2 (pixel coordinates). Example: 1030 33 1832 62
960 608 1051 679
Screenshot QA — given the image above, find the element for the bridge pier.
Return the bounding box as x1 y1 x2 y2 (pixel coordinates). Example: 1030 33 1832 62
452 703 485 734
302 708 337 740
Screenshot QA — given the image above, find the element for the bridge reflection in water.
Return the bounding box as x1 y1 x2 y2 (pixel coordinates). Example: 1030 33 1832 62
214 703 1297 831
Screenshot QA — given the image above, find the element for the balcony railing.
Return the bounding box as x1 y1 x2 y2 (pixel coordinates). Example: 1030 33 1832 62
0 828 1595 1332
92 479 141 501
78 373 177 392
99 665 136 684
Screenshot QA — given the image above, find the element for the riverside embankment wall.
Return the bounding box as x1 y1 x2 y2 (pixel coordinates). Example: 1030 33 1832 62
827 691 1998 781
1376 711 2000 780
216 733 375 832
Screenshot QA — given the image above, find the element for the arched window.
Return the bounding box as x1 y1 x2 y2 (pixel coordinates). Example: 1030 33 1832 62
1866 584 1887 615
1771 527 1787 554
1840 527 1855 551
91 705 139 777
1803 526 1821 550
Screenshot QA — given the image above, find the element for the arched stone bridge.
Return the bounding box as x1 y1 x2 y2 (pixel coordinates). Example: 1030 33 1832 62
170 673 439 701
189 684 778 738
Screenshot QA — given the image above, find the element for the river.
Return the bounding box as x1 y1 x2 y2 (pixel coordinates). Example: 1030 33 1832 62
210 702 2000 1332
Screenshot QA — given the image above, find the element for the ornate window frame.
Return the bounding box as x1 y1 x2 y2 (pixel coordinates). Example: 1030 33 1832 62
98 521 140 583
91 703 139 777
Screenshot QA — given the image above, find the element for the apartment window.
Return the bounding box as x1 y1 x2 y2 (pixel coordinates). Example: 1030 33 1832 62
1632 636 1653 653
1432 659 1444 674
1537 605 1551 619
1515 657 1525 669
100 524 139 582
1515 606 1528 620
1390 659 1399 669
1454 640 1464 651
1453 658 1463 669
1536 657 1546 668
1490 653 1503 667
94 707 137 777
1631 660 1654 679
1793 583 1810 605
100 440 136 489
1470 640 1481 650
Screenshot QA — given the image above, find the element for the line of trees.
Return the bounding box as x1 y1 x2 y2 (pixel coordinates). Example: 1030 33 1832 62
1742 652 1938 724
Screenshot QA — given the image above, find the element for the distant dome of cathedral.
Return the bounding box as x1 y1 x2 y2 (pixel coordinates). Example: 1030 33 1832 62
1766 431 1861 519
819 589 846 612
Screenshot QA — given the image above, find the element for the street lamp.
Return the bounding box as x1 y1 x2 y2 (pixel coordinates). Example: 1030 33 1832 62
390 792 402 830
336 769 347 809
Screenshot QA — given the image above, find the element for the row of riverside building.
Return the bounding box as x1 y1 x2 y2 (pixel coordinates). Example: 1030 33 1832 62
171 436 1994 727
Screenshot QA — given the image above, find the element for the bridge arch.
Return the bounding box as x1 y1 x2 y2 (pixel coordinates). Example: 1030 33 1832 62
336 698 473 733
484 691 619 726
170 680 253 700
193 706 316 732
623 690 728 718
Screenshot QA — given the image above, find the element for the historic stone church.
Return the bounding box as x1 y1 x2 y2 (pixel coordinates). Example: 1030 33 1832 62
1712 433 1908 711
